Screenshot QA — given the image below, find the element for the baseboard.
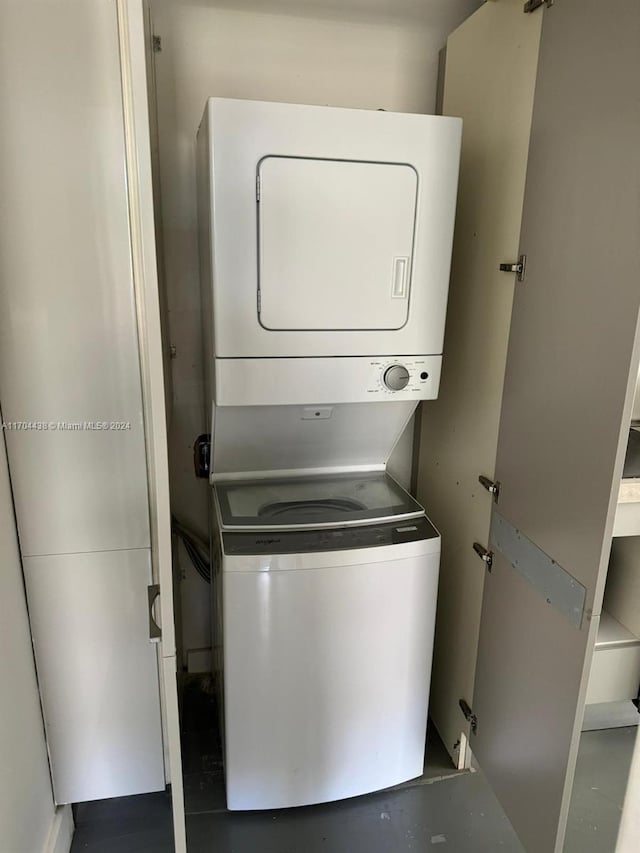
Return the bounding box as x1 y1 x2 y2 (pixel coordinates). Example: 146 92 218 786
44 805 74 853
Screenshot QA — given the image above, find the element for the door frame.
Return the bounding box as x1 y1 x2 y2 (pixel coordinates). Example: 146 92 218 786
115 2 186 850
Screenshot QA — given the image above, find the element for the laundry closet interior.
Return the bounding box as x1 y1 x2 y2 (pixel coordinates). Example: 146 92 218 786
1 1 640 853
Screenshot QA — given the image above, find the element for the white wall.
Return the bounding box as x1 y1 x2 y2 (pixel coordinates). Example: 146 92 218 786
148 0 482 665
0 430 59 853
0 8 77 847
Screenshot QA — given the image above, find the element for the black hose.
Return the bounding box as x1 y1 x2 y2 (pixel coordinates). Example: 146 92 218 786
172 516 211 584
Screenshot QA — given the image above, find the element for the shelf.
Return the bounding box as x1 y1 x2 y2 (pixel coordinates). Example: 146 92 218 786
595 611 640 649
613 430 640 537
586 611 640 706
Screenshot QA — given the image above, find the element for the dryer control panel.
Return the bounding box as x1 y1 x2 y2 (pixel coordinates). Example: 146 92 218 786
214 356 442 406
372 361 433 396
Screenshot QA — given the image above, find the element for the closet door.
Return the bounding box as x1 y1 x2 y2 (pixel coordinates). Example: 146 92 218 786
470 1 640 851
417 0 543 765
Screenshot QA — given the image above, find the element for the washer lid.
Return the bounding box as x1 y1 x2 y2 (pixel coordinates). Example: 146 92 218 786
258 156 417 331
215 471 423 530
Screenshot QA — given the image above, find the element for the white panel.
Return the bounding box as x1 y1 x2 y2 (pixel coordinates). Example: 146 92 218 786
259 157 416 331
416 0 542 762
23 549 165 804
199 98 461 357
212 401 416 477
613 482 640 537
586 649 640 705
604 537 640 638
586 612 640 704
223 550 439 809
0 0 149 557
632 365 640 422
0 429 56 853
215 356 441 405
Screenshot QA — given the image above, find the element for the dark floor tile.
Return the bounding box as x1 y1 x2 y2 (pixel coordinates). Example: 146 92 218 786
182 728 222 775
423 722 458 779
71 825 174 853
186 771 524 853
73 791 171 828
181 675 219 735
184 768 227 814
70 791 173 852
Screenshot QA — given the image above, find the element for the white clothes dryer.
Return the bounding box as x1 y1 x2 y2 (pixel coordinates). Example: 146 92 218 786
197 98 462 415
211 471 440 811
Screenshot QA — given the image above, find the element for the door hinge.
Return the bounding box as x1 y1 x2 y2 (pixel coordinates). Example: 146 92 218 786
459 699 478 735
256 174 261 201
148 584 161 642
524 0 554 13
479 474 500 503
152 35 162 53
499 254 527 282
473 542 493 572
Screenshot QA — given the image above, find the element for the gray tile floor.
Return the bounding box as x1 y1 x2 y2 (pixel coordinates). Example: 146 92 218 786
70 684 637 853
186 772 523 853
563 726 636 853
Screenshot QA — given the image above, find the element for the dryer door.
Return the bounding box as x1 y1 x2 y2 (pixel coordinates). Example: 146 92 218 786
258 157 417 331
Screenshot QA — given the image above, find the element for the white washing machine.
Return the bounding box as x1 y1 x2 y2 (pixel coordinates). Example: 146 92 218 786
212 471 440 811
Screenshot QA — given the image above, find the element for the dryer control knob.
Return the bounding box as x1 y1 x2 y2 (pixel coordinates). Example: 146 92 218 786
383 364 410 391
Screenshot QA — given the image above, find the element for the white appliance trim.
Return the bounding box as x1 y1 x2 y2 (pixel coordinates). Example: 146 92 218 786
211 463 385 482
217 509 424 533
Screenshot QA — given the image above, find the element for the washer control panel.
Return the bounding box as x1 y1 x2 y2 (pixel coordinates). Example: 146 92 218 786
222 516 439 556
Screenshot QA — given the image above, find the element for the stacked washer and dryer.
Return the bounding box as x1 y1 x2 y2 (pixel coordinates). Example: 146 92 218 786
196 98 462 811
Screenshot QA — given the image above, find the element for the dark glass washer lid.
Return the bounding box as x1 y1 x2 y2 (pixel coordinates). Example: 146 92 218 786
214 471 424 530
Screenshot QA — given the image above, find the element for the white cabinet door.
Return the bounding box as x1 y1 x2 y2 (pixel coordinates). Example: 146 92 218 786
258 157 417 331
23 550 165 804
0 0 150 559
470 1 640 851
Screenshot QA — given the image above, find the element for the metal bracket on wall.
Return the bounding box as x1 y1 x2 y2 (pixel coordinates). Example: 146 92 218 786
499 254 527 281
489 509 587 628
459 699 478 735
524 0 554 13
